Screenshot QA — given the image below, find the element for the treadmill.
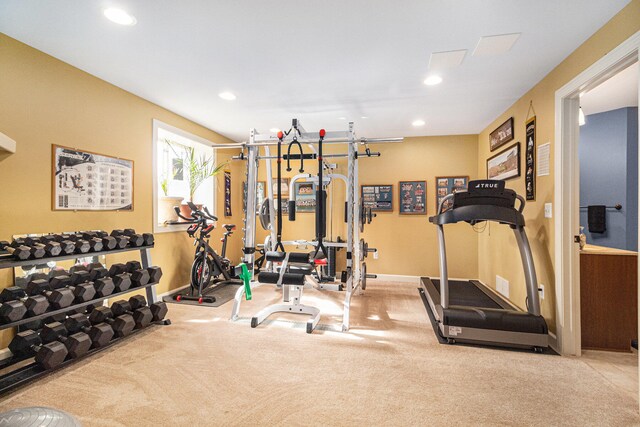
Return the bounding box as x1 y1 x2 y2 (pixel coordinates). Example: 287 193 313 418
421 179 548 351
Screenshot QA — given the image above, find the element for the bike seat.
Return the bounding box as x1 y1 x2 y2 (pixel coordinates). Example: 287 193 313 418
223 224 236 231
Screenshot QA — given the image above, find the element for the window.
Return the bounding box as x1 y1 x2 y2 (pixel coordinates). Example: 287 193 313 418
152 120 218 233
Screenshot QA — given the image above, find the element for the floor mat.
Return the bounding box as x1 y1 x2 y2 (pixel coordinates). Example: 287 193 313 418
163 281 242 307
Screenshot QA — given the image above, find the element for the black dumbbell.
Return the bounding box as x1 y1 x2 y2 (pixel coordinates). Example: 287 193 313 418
23 237 62 257
142 233 154 246
11 238 47 259
88 265 109 282
110 229 144 247
147 266 163 283
50 234 80 254
94 276 116 297
39 235 74 254
0 240 42 260
72 233 102 253
40 321 92 359
129 296 169 322
112 297 153 329
125 261 150 287
64 313 114 348
26 279 74 310
0 286 49 321
88 306 135 338
9 330 68 370
81 232 116 251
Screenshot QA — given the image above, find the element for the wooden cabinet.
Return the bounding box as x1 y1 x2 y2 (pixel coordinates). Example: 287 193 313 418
580 245 637 352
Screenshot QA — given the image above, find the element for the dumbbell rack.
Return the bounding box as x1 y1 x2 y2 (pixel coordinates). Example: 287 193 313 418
0 243 168 395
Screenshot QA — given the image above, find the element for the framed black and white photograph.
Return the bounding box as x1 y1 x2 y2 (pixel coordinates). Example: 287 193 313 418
489 117 514 151
52 144 134 211
487 142 520 181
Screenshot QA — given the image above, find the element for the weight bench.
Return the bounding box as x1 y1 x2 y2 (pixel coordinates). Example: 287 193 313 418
251 251 321 334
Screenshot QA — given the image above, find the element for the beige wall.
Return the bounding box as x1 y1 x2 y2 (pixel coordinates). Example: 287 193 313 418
253 134 480 278
0 34 242 346
477 0 640 333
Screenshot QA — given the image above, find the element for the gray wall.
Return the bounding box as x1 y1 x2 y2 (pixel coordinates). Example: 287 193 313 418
579 107 638 251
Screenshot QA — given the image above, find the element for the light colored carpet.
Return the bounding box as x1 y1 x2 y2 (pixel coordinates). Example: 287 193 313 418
1 281 639 426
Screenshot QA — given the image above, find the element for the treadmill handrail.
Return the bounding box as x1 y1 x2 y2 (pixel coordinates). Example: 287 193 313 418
515 194 526 213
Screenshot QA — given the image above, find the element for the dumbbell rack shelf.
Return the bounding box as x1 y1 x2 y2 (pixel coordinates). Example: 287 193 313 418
0 281 160 331
0 243 168 395
0 244 154 270
0 318 170 395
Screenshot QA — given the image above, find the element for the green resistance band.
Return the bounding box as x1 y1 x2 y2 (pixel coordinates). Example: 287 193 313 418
236 263 252 300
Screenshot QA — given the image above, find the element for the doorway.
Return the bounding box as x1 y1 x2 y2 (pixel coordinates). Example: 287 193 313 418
555 30 640 402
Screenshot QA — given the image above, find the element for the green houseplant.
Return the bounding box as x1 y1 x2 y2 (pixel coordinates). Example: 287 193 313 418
166 140 228 218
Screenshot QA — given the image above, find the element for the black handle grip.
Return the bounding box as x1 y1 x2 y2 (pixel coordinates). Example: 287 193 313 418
288 200 296 221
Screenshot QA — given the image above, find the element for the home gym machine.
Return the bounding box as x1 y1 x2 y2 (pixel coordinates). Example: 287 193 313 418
214 119 401 331
420 179 548 351
171 202 239 303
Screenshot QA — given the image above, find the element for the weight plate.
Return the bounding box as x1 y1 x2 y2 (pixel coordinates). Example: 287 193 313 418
259 198 271 230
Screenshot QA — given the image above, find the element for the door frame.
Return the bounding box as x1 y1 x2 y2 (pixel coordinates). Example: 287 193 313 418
555 31 640 356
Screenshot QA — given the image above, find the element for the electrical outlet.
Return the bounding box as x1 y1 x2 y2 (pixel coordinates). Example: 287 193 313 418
544 203 552 218
373 250 379 260
539 284 545 300
496 275 509 298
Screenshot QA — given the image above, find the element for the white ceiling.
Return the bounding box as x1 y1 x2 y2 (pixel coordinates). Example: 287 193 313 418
0 1 632 142
581 62 638 116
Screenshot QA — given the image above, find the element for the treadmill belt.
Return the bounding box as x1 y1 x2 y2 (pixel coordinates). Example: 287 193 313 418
431 279 502 310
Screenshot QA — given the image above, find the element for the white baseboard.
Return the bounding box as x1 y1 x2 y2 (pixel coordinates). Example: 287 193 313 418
370 274 421 284
157 284 189 299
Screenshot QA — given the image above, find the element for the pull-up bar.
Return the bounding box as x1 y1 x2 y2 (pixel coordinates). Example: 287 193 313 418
211 137 402 150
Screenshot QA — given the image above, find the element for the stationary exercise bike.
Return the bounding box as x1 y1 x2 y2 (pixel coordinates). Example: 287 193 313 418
173 202 237 303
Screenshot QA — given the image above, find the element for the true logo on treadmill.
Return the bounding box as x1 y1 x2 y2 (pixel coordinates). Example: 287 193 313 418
475 183 498 189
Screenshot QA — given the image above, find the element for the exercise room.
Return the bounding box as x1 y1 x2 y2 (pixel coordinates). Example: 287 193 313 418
0 1 639 425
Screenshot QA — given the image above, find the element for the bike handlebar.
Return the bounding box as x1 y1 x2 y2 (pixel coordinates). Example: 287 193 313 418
174 206 197 222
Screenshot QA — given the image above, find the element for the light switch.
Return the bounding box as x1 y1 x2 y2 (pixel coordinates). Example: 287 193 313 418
544 203 552 218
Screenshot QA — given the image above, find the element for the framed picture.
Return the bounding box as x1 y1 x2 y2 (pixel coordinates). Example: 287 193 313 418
435 176 469 212
399 181 427 215
490 117 514 151
272 178 290 198
361 184 393 212
294 181 316 213
525 116 536 200
487 142 521 181
52 144 134 211
224 170 231 217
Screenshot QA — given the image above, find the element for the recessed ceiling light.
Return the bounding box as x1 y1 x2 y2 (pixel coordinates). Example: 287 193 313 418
361 116 368 119
424 75 443 86
103 8 137 26
338 117 346 120
412 119 425 127
218 92 236 101
269 128 280 133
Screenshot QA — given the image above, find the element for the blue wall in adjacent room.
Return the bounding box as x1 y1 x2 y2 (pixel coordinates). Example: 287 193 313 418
579 107 638 251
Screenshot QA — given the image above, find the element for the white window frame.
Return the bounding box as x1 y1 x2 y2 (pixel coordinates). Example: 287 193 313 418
152 119 217 234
